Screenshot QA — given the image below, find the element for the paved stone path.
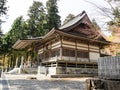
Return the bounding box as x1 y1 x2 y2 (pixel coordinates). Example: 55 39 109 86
1 74 89 90
1 73 9 90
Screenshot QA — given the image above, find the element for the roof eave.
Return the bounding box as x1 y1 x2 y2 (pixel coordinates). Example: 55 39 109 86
12 38 42 49
56 30 111 45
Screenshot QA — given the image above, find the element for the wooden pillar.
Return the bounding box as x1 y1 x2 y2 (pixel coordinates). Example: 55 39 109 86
43 45 45 61
10 58 13 69
88 42 90 62
37 55 40 66
75 40 77 62
8 57 10 71
51 62 52 67
65 62 67 74
60 36 63 60
50 41 52 58
76 62 77 68
99 43 101 57
56 61 58 68
85 64 86 68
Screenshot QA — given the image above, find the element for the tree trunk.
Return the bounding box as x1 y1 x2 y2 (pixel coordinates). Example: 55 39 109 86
3 54 5 71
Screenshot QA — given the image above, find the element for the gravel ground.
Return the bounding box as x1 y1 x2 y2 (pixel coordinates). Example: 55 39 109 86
0 78 2 90
2 74 89 90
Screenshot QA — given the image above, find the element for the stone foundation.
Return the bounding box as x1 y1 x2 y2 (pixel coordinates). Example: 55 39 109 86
38 66 98 77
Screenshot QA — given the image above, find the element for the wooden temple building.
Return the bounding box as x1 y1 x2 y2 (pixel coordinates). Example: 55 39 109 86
12 11 111 77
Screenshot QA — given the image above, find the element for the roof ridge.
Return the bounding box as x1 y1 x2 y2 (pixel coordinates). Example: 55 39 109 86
78 10 86 16
59 11 87 30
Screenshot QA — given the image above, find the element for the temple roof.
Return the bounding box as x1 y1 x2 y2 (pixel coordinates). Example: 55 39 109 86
59 11 86 30
12 37 42 49
12 11 111 49
59 11 109 42
43 29 110 44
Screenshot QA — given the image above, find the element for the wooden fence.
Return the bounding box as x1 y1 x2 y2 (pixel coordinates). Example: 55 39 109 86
98 56 120 80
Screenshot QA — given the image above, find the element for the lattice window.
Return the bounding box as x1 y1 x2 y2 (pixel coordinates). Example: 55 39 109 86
51 48 60 57
62 48 68 56
45 51 49 59
77 50 89 58
51 50 56 57
62 48 75 57
69 49 75 57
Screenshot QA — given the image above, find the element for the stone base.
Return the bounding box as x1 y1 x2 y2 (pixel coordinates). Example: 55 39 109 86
22 68 37 74
51 74 97 78
37 66 98 78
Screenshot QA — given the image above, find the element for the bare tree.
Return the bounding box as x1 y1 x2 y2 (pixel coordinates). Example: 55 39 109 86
84 0 115 20
85 0 120 33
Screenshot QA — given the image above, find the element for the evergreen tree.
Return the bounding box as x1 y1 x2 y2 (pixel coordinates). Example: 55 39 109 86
0 0 8 70
0 0 7 16
1 16 26 69
0 0 7 28
2 17 29 70
46 0 61 30
0 0 7 41
27 1 47 37
9 16 26 43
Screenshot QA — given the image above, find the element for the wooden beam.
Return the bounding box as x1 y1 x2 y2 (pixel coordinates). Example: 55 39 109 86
75 40 77 61
88 42 90 62
99 44 101 56
60 36 63 60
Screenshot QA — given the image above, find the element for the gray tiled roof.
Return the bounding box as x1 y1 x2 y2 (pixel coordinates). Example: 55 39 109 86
59 11 86 30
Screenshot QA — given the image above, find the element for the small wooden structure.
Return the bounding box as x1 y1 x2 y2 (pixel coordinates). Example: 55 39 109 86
12 11 111 77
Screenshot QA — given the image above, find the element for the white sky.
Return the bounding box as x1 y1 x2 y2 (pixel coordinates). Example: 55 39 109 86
2 0 111 35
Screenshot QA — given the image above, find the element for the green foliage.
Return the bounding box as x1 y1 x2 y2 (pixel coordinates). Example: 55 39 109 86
0 36 10 69
0 0 7 44
0 16 28 70
0 0 62 69
0 0 8 70
0 0 7 16
46 0 61 30
117 52 120 55
108 7 120 25
107 7 120 33
27 1 47 37
113 7 120 19
0 29 3 46
9 16 27 43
